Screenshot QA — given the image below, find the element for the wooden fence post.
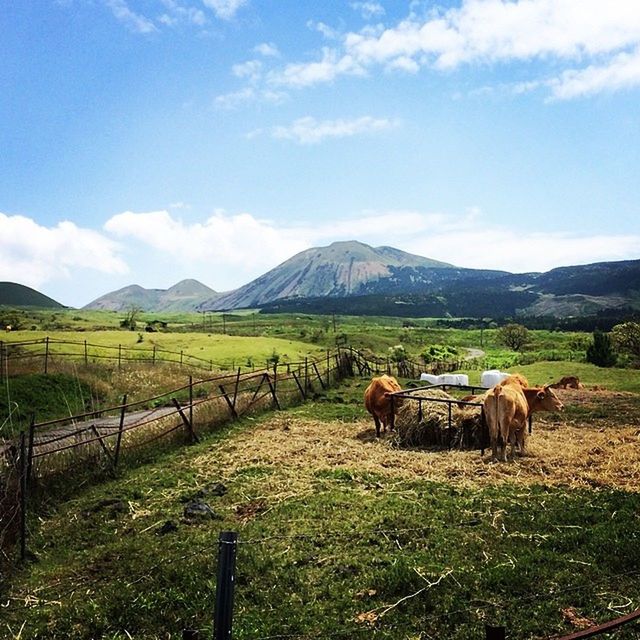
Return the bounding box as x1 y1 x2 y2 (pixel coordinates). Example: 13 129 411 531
44 336 49 374
114 394 127 468
304 357 308 395
214 531 237 640
265 373 281 410
152 346 156 366
180 350 184 368
19 431 27 562
84 340 88 366
219 385 238 420
0 340 4 384
291 371 306 400
326 350 330 387
173 398 198 443
232 368 241 414
118 344 122 369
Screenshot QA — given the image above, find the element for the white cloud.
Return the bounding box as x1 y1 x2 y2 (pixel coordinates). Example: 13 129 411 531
267 0 640 98
254 42 280 57
0 212 128 289
159 0 207 27
232 59 263 82
104 210 309 277
351 2 386 20
550 46 640 99
265 115 399 144
105 0 157 33
202 0 247 20
214 86 287 109
269 47 364 87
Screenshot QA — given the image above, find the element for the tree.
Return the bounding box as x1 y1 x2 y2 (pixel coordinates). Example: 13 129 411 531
586 330 617 367
120 306 142 331
611 322 640 364
497 323 529 351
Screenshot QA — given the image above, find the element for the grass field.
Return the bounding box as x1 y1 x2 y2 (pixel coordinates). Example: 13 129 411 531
3 375 640 640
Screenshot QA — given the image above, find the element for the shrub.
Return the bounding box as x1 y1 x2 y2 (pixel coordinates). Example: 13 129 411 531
586 330 617 368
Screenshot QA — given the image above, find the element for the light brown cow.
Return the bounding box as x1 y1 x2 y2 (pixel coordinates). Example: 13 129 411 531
364 374 403 438
549 376 583 389
483 383 563 462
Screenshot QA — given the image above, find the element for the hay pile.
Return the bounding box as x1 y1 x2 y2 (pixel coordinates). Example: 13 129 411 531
394 389 486 450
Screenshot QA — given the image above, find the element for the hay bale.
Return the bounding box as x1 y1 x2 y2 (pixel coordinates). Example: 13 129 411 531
394 388 486 450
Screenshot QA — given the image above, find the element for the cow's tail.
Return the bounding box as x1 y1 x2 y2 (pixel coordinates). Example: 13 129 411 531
494 386 505 450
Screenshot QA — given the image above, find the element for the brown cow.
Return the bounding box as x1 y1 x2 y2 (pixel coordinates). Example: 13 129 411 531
549 376 583 389
364 375 402 438
483 383 563 462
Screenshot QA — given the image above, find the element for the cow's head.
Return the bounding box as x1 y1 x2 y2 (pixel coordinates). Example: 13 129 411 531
536 386 564 412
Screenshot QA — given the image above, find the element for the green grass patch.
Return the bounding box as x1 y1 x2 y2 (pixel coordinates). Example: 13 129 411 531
4 403 640 640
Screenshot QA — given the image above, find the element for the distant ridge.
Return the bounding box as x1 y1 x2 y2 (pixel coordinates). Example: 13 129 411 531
84 279 219 312
0 282 65 308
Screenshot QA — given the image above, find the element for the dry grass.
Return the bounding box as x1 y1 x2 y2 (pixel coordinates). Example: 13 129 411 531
188 388 640 495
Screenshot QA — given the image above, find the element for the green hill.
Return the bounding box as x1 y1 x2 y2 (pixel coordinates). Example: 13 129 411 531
0 282 65 308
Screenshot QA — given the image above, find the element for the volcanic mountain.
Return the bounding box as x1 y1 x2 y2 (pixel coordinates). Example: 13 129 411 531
84 279 219 312
198 241 454 310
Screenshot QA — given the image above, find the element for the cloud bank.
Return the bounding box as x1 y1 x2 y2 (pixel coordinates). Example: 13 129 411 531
224 0 640 100
0 212 128 290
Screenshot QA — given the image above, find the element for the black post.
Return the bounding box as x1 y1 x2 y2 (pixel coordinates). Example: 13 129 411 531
84 339 88 366
118 344 122 369
0 339 4 384
528 414 533 434
153 346 156 365
114 394 127 468
485 624 505 640
183 630 200 640
44 336 49 374
19 431 27 562
26 414 36 487
214 531 237 640
189 376 194 435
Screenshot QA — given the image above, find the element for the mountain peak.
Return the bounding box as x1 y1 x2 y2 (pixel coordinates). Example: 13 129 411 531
200 240 455 310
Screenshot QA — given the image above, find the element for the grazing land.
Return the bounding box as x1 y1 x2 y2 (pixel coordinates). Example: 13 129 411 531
3 374 640 639
2 308 640 639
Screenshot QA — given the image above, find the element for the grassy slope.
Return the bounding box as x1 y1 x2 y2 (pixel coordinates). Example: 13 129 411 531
4 378 640 640
3 330 326 369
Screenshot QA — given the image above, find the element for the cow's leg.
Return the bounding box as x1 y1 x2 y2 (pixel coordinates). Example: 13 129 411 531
373 415 381 438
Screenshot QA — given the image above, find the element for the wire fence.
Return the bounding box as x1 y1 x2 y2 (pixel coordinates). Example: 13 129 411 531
1 348 367 562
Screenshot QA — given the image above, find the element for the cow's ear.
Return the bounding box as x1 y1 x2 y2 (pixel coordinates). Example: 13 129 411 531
537 390 545 400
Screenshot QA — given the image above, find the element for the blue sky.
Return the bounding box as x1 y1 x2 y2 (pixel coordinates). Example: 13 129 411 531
2 0 640 307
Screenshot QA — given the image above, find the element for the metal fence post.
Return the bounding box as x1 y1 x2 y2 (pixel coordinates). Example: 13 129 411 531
189 376 194 434
19 431 27 562
26 414 36 487
44 336 49 374
214 531 238 640
114 394 127 468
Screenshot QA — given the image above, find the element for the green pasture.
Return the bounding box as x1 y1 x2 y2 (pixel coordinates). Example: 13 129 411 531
2 330 326 369
4 396 640 640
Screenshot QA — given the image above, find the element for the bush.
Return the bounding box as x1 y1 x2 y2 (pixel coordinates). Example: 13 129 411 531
586 331 617 368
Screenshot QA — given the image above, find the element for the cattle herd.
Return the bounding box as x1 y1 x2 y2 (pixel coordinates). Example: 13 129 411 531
364 372 568 462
